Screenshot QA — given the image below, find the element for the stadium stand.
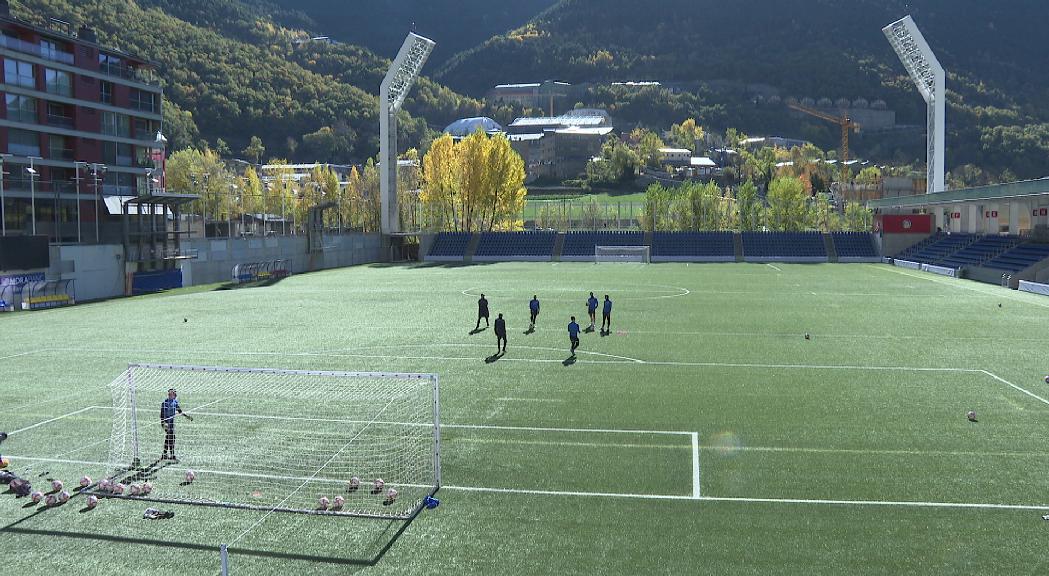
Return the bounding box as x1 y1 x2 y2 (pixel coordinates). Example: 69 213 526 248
561 231 646 261
473 232 557 261
652 232 735 262
427 232 472 261
982 242 1049 274
936 235 1024 269
893 233 976 265
831 232 881 262
741 232 827 262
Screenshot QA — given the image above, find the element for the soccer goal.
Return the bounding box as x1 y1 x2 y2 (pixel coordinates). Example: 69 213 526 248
595 245 650 263
97 363 440 520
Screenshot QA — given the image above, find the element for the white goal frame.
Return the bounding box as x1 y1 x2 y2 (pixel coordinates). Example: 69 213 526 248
595 245 651 263
98 363 441 521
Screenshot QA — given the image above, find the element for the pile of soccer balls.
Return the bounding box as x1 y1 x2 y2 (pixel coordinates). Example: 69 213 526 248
316 476 398 512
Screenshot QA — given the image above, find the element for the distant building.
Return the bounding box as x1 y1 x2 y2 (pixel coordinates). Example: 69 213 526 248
258 163 358 184
487 80 571 114
689 157 718 177
443 117 503 140
507 113 610 134
741 137 812 150
658 148 692 166
507 110 614 180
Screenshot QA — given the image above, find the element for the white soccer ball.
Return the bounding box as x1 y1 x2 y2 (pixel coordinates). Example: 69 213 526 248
129 484 141 496
58 491 70 503
142 482 153 495
51 480 64 492
373 478 385 491
185 470 196 484
1044 375 1049 385
967 410 977 421
385 488 398 502
347 477 360 491
318 496 330 510
79 476 92 489
44 494 58 507
30 491 44 504
86 495 99 509
98 479 112 492
332 496 345 511
112 483 126 495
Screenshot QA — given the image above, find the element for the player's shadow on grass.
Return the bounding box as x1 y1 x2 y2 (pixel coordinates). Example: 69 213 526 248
214 277 288 291
469 327 488 335
523 326 535 335
485 352 504 364
562 356 577 366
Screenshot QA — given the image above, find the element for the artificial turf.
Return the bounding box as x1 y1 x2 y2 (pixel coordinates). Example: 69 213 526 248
2 262 1049 575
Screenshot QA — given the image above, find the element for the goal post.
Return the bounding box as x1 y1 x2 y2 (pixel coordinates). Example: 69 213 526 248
98 364 440 520
595 245 650 263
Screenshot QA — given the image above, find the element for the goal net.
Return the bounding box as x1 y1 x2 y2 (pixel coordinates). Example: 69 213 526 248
595 245 650 263
96 364 440 520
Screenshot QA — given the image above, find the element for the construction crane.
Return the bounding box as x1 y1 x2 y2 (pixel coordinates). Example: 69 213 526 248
787 102 861 182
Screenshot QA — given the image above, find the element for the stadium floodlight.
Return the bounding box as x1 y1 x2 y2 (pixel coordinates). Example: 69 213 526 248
883 16 945 194
98 363 441 520
380 32 435 234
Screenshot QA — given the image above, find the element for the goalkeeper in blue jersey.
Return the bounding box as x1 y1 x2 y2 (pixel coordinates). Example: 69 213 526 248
529 295 541 330
586 292 599 331
601 294 613 335
161 389 193 461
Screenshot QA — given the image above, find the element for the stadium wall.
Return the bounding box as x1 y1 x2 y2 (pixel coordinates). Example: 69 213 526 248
180 234 383 286
876 233 931 257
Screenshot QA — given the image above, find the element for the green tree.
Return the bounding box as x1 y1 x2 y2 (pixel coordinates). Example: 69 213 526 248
734 179 762 231
670 118 704 152
766 176 809 231
243 136 265 165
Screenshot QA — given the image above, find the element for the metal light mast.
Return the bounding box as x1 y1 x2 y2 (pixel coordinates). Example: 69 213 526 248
883 16 946 194
380 33 435 234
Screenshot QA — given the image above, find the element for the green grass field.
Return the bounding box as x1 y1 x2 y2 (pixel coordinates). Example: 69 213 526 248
3 262 1049 575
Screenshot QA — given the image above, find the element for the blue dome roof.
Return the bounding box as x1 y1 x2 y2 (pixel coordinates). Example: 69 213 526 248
444 117 504 138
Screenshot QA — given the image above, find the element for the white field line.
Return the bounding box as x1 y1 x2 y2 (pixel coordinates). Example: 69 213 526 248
873 265 1049 309
981 370 1049 408
513 327 1049 343
692 432 700 499
0 350 37 362
8 406 96 435
462 285 691 301
495 397 565 403
767 264 782 272
10 454 1048 511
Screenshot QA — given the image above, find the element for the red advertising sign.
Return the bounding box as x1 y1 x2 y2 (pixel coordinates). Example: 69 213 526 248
878 214 933 234
1042 208 1049 217
952 212 962 219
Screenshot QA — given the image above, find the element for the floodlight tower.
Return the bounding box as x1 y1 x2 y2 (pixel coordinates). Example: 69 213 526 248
380 33 435 234
883 16 946 194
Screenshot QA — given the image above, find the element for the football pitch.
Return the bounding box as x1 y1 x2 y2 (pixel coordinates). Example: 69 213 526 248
2 262 1049 575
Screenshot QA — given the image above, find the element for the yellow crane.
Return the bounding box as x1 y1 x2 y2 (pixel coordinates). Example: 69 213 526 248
787 102 861 182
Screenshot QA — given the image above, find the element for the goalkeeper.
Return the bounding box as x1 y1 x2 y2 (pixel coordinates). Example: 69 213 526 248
161 389 193 461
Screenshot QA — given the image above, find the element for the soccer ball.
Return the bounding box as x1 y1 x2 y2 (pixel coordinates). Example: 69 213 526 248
318 496 330 510
1044 375 1049 385
79 476 92 489
51 480 64 492
129 484 141 496
58 491 70 503
112 483 126 495
967 410 977 422
385 488 398 503
98 479 112 492
347 477 360 491
86 495 99 509
30 491 43 504
142 482 153 495
185 471 196 484
373 478 385 492
44 494 58 507
332 496 345 511
0 456 8 469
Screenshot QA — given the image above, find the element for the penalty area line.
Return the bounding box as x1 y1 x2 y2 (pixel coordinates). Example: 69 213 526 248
8 406 96 436
982 370 1049 408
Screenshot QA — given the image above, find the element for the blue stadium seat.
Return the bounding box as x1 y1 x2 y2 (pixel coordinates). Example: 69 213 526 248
894 233 976 266
427 232 472 259
832 232 880 261
741 232 827 262
983 242 1049 273
651 232 735 261
474 232 557 261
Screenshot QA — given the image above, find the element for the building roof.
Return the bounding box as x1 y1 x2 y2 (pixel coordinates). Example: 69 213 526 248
552 126 614 136
868 177 1049 209
493 83 542 89
691 157 717 167
659 148 692 155
444 117 504 138
509 115 607 128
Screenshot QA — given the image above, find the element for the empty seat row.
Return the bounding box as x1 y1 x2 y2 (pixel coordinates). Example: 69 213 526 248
831 232 879 259
474 232 557 258
428 232 472 257
652 232 734 257
742 232 826 259
562 231 645 256
983 243 1049 273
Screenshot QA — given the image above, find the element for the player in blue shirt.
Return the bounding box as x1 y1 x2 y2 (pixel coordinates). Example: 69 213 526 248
476 294 490 330
586 292 599 331
529 295 540 330
494 313 507 354
161 389 193 461
568 316 581 357
601 294 613 334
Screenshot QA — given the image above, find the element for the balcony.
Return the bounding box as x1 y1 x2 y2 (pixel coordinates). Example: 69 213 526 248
0 35 74 65
98 62 160 87
48 148 76 161
46 114 75 129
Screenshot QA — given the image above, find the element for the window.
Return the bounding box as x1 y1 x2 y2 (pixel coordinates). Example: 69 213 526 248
46 101 74 128
101 111 129 136
100 80 113 104
5 94 37 124
103 142 133 166
45 68 72 97
133 117 156 140
99 53 123 75
129 89 156 113
48 135 73 160
4 58 35 89
40 39 73 64
7 129 41 156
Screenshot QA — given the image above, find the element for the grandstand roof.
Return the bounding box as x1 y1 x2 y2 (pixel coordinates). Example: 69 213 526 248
868 177 1049 209
553 126 614 136
509 115 607 128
